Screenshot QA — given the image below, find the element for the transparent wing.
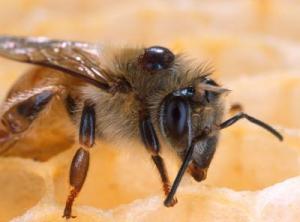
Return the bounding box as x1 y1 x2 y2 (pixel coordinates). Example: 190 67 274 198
0 36 113 90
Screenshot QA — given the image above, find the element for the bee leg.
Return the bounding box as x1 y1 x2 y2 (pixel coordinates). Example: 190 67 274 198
63 102 95 219
220 112 283 141
0 86 61 153
151 155 176 203
139 115 177 206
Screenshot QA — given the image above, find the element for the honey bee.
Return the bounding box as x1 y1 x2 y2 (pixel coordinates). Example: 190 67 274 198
0 36 283 219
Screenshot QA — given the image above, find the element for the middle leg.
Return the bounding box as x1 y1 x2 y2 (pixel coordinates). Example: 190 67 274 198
63 101 96 219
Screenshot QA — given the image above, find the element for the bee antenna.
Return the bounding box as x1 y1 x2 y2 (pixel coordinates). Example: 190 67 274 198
164 111 283 206
199 83 231 94
164 123 212 206
220 112 283 141
164 141 194 206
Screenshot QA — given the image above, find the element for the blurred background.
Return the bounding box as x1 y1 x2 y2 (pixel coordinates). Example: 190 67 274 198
1 1 300 221
1 0 300 85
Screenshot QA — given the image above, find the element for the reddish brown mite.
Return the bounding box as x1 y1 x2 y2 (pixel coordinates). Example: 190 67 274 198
0 36 283 219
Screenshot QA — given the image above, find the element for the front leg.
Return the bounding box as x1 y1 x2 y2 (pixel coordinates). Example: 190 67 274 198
139 115 177 206
63 101 96 219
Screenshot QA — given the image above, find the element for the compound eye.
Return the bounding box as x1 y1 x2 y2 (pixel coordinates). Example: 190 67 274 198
139 46 175 71
164 97 189 138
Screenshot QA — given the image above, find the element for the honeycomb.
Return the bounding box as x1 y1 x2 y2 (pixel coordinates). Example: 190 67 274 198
1 1 300 221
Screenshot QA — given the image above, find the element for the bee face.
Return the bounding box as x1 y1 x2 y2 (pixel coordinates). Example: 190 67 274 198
158 78 224 154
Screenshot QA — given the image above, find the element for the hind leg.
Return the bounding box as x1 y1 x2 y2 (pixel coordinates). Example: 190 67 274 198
0 86 64 154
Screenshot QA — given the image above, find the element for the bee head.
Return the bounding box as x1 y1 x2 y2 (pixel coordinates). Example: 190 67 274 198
159 77 228 153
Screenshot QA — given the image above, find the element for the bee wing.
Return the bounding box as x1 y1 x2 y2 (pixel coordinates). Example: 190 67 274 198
0 36 112 90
